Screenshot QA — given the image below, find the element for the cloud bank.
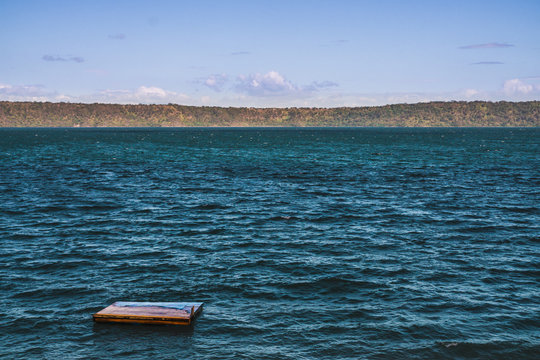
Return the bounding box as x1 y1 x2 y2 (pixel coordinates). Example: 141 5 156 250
90 86 190 104
201 71 337 97
0 83 61 101
503 78 540 95
234 71 338 97
1 76 539 107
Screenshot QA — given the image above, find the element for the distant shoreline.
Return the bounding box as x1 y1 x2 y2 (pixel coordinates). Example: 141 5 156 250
1 100 539 127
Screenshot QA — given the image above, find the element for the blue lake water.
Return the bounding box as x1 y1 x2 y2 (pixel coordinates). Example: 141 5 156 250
0 128 538 359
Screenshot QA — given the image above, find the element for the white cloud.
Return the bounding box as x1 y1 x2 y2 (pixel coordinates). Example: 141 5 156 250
204 74 228 92
90 86 190 104
55 94 72 101
0 83 65 101
236 71 298 96
135 86 168 98
503 78 534 95
235 71 338 97
0 82 191 105
463 89 480 97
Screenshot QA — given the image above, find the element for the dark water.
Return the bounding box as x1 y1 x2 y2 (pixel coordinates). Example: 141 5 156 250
0 128 538 359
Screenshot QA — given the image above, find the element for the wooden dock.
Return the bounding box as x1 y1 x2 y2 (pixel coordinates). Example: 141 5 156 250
93 302 203 326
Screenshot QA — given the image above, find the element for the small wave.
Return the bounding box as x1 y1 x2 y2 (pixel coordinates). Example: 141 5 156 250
268 215 299 221
360 267 410 276
282 277 384 293
455 225 507 233
11 285 102 299
191 203 230 210
7 233 42 240
20 259 95 271
77 203 122 211
436 340 536 358
498 206 539 214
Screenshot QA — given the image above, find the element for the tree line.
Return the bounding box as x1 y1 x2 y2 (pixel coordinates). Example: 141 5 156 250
0 100 539 127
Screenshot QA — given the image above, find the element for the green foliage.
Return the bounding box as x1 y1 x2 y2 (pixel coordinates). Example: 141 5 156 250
0 101 539 127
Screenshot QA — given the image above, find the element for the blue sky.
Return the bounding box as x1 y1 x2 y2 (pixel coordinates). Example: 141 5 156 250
1 0 539 107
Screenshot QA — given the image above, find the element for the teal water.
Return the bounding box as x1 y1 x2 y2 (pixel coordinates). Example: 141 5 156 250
0 128 538 359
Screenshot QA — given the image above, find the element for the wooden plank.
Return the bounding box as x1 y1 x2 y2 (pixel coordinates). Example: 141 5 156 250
93 301 203 326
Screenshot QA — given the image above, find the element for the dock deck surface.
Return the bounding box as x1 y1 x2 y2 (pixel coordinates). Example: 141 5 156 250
93 302 203 325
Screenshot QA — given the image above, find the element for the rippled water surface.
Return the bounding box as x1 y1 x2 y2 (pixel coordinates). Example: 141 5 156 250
0 128 538 359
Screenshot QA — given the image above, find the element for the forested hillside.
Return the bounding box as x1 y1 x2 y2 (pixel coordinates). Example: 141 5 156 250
1 101 539 127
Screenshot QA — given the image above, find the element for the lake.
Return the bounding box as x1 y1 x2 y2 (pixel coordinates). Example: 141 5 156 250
0 128 538 359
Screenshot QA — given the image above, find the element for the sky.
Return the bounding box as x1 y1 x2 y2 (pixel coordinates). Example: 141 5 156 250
1 0 539 107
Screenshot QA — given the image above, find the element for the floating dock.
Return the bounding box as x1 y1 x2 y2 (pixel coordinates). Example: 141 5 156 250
93 301 203 326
